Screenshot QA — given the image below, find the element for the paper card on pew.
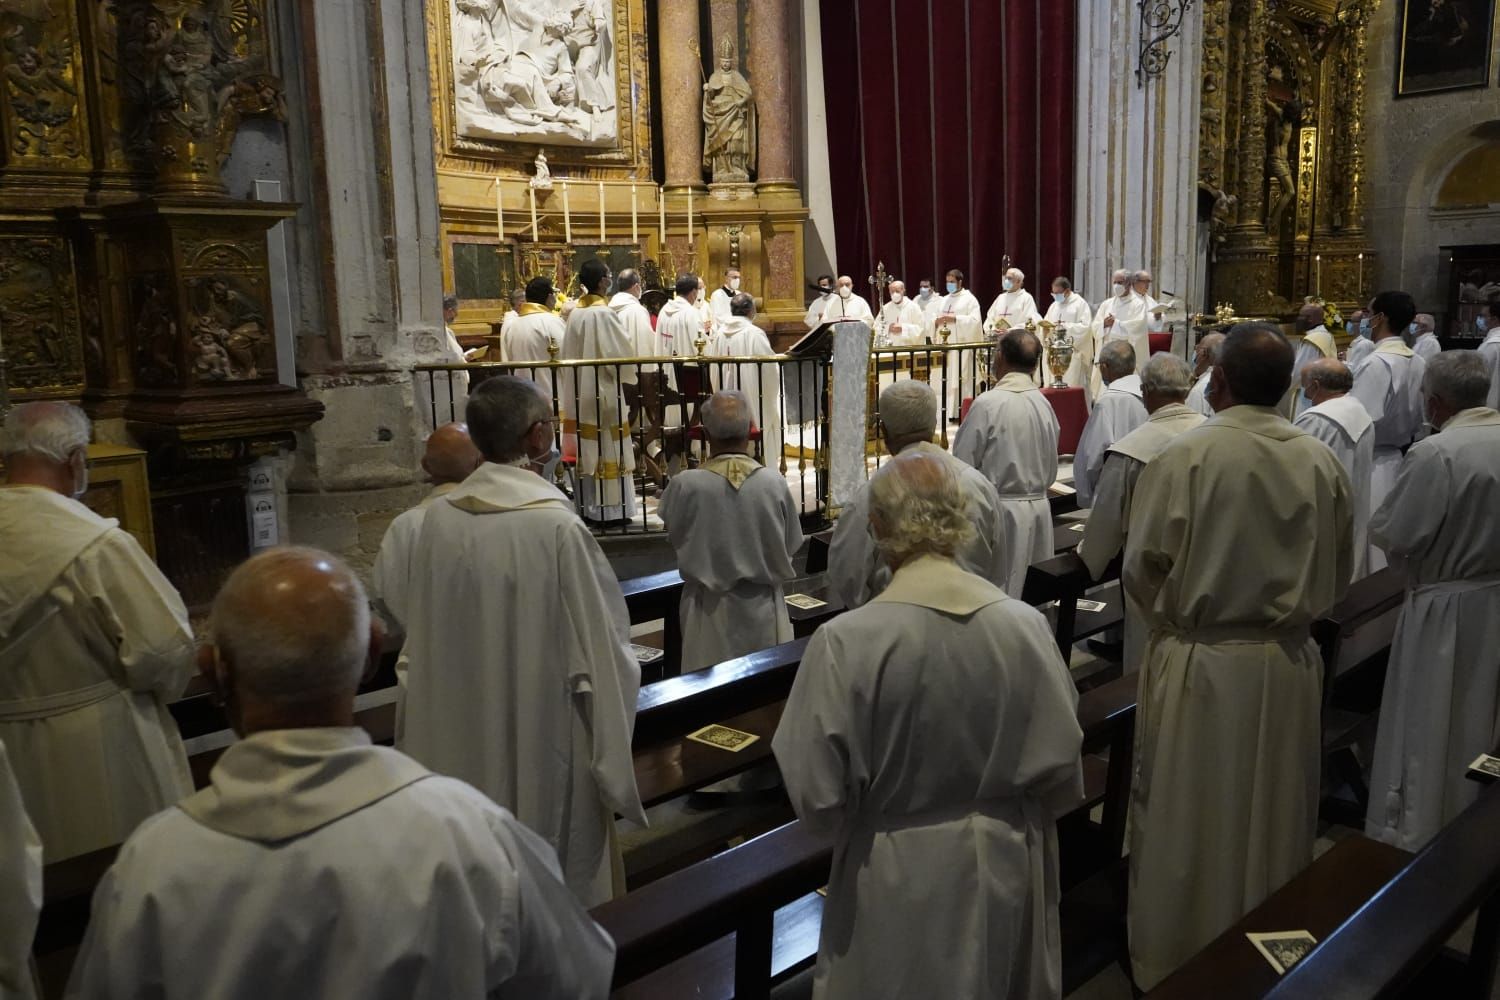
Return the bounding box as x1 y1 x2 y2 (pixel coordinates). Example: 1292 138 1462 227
1247 930 1317 974
785 594 828 611
1468 753 1500 780
1076 599 1108 613
687 724 761 752
630 643 665 664
1068 522 1087 533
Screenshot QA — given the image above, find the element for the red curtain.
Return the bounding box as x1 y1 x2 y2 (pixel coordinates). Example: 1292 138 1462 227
820 0 1075 305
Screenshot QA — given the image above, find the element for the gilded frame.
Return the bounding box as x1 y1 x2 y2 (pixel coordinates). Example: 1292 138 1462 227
1396 0 1496 97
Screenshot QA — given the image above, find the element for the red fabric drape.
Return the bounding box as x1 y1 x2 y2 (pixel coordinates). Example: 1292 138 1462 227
820 0 1075 305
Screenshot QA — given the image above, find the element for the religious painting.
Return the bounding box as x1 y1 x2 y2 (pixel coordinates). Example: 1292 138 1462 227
448 0 618 147
1396 0 1496 97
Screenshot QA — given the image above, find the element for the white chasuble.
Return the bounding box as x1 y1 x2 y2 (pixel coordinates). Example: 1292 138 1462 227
659 456 803 671
1294 395 1375 581
1089 294 1151 398
983 288 1042 334
402 464 646 906
655 296 700 369
370 482 460 632
609 292 659 364
1346 335 1375 367
1413 331 1441 363
924 289 985 417
1043 294 1094 392
0 739 39 1000
774 556 1083 1000
1477 329 1500 409
1365 408 1500 851
710 316 785 465
1350 338 1426 571
561 297 640 520
1071 374 1147 507
828 441 1006 609
819 292 876 331
875 297 925 347
952 373 1060 596
503 304 565 401
1283 327 1336 417
1123 406 1351 990
0 486 194 862
66 729 615 999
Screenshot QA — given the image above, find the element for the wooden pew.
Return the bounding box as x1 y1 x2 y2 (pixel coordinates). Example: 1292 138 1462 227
1022 550 1124 661
620 570 685 679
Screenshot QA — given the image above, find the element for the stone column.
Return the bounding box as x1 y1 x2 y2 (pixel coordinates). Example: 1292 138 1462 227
1232 0 1268 235
658 0 704 189
748 0 796 188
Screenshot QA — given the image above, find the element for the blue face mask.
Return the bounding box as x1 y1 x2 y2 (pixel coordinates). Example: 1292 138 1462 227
1002 278 1014 292
946 281 957 294
1052 292 1065 304
1359 317 1371 338
1480 316 1490 333
1408 322 1419 336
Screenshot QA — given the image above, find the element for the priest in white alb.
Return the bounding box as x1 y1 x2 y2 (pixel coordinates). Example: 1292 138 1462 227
657 273 703 364
774 451 1084 1000
952 329 1060 596
875 279 925 347
1132 270 1172 339
659 391 803 671
1 738 39 1000
926 268 985 418
1478 300 1500 408
708 268 741 326
403 376 647 907
67 547 615 1000
1072 341 1148 507
1043 276 1094 392
804 274 835 329
423 295 471 431
819 274 876 330
1077 354 1205 674
1090 269 1151 398
1294 359 1374 581
1124 324 1352 989
503 276 566 403
1186 332 1224 417
0 401 195 862
611 268 660 360
1365 352 1500 851
561 258 640 524
1350 292 1427 571
982 267 1042 336
710 292 784 466
1411 312 1441 363
830 380 1004 609
498 287 526 342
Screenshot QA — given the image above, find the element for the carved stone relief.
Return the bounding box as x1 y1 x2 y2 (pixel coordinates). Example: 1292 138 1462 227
185 272 269 381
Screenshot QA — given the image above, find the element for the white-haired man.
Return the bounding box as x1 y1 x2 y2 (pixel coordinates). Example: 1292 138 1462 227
1295 358 1375 582
1411 312 1441 363
66 547 614 999
1186 331 1225 417
1072 341 1148 508
953 329 1060 596
1125 324 1352 989
1365 352 1500 851
830 380 1004 609
983 267 1041 336
0 402 194 862
875 280 924 347
710 292 784 466
1044 276 1094 393
1089 269 1151 398
403 376 646 906
1 739 39 1000
819 274 876 331
775 451 1083 1000
1132 270 1170 337
1078 353 1205 673
503 277 565 401
1478 299 1500 409
659 391 803 671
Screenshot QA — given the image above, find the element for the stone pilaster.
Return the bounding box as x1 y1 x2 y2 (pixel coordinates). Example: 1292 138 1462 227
658 0 704 190
748 0 796 188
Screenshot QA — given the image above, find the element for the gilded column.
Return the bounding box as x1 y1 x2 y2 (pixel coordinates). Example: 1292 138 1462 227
658 0 704 189
748 0 796 188
1342 14 1370 238
1232 0 1268 236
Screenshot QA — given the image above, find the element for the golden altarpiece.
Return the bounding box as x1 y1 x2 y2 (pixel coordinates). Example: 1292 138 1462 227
0 0 320 605
1200 0 1377 324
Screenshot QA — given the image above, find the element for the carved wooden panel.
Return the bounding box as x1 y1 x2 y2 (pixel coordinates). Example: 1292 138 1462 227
0 234 84 394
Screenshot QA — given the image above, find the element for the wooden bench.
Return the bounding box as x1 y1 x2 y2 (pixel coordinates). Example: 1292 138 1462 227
1022 550 1124 661
621 570 685 679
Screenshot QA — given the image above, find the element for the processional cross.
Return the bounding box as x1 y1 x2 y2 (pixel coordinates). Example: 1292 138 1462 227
867 261 890 309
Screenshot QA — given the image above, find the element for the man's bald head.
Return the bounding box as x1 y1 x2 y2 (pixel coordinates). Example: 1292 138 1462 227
1297 303 1325 332
422 422 482 485
996 328 1041 376
1414 313 1435 335
1214 322 1294 409
1193 332 1226 378
701 390 754 450
1300 357 1352 406
208 547 376 733
1098 340 1136 382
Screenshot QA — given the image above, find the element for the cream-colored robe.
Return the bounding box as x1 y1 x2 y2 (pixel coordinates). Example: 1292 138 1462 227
0 485 194 862
709 285 736 325
952 372 1061 596
1346 334 1375 368
1294 395 1375 582
828 441 1006 609
1478 329 1500 410
658 456 803 671
983 288 1042 334
773 555 1083 1000
1 739 39 1000
875 296 925 347
1365 407 1500 851
561 296 640 521
1350 338 1427 572
402 464 646 906
1072 374 1147 507
1185 369 1214 417
1124 405 1352 989
609 291 658 363
502 303 565 402
710 316 784 465
1412 331 1441 363
65 728 614 999
819 291 876 331
805 292 834 330
1043 293 1094 393
1284 327 1337 417
1089 293 1151 398
1077 403 1205 673
924 289 985 416
655 296 701 362
370 482 461 632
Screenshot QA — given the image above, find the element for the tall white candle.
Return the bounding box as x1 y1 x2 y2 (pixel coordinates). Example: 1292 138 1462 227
687 186 694 247
598 181 606 244
1315 254 1321 296
1357 252 1364 293
631 184 638 244
562 182 572 244
529 185 538 237
658 186 666 251
495 179 504 242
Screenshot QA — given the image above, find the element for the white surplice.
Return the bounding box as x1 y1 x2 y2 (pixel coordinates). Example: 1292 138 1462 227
1071 374 1147 507
502 304 565 402
709 286 736 325
658 456 803 671
983 288 1042 334
1350 338 1427 571
1185 369 1214 417
1 739 39 1000
1090 293 1151 398
1365 407 1500 851
65 728 614 1000
1043 294 1095 392
370 482 460 632
655 296 701 363
827 441 1006 610
1478 329 1500 410
1124 406 1352 990
1346 334 1375 368
773 555 1084 1000
0 486 194 862
923 289 985 418
1076 403 1205 673
819 292 876 331
561 296 640 521
805 292 834 330
402 464 646 906
952 372 1060 596
1412 331 1441 363
875 296 925 347
710 316 784 465
1294 395 1375 581
610 291 658 362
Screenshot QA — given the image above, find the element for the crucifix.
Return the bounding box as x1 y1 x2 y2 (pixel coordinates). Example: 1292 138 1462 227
867 261 891 309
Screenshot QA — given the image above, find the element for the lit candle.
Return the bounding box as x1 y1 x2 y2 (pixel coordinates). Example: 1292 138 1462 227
1357 252 1364 292
529 185 538 237
598 181 606 244
562 181 572 244
495 178 504 242
631 184 638 245
658 185 666 251
687 186 694 248
1315 254 1321 296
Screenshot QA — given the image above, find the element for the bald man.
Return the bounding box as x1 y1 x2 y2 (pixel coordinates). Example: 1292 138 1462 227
1295 359 1374 581
1125 324 1352 988
67 548 614 1000
1286 303 1337 417
819 274 876 331
875 280 925 347
371 422 483 632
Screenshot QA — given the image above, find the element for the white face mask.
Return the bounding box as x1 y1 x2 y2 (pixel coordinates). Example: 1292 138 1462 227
729 277 740 291
1112 283 1126 297
839 286 852 299
891 292 904 303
